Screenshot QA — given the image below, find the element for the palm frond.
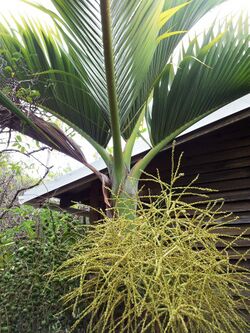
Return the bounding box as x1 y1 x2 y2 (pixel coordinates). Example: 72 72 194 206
0 91 85 163
0 18 111 148
25 0 188 130
122 0 227 139
147 17 249 145
1 0 190 150
50 0 168 117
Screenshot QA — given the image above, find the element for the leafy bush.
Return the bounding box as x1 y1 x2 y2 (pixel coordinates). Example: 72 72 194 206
0 207 84 333
0 154 37 232
57 168 250 333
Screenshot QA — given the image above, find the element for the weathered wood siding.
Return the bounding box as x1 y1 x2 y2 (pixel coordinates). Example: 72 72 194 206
144 114 250 268
143 114 250 324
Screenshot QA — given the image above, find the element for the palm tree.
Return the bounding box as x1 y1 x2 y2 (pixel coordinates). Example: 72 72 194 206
0 0 249 213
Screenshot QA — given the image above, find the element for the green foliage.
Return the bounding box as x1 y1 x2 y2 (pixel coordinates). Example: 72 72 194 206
0 50 41 107
15 87 41 103
0 3 249 200
0 3 249 187
3 66 12 77
147 18 249 145
0 155 37 231
0 207 84 333
57 167 250 332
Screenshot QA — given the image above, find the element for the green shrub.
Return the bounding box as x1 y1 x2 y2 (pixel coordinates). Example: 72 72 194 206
0 207 84 333
57 169 250 333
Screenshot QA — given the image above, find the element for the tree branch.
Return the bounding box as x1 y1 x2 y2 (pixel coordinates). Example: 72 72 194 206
0 167 52 220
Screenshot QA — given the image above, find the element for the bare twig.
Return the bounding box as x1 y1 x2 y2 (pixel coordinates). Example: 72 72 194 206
0 166 51 220
1 146 52 156
1 146 53 169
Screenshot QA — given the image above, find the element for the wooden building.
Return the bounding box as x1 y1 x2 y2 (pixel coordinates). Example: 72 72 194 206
20 108 250 268
20 107 250 324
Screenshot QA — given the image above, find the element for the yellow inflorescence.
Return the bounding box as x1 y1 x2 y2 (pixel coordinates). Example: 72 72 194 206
57 156 250 333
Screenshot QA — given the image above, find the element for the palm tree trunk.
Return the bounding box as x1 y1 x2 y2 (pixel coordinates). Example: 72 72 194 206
111 173 139 218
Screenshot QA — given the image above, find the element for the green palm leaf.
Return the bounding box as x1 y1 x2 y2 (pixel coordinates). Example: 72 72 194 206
0 18 111 148
121 0 227 139
23 0 190 130
29 0 152 118
0 1 249 195
0 0 192 150
147 17 249 145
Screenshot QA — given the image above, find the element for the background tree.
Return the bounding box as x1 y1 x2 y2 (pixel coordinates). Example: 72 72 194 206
0 0 249 213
